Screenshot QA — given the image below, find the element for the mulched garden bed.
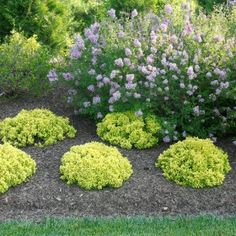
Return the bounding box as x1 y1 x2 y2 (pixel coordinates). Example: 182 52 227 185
0 96 235 221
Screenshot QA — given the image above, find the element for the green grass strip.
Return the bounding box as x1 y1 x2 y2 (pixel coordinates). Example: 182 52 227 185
0 215 235 236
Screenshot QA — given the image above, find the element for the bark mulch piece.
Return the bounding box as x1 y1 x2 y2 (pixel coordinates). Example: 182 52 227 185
0 96 235 221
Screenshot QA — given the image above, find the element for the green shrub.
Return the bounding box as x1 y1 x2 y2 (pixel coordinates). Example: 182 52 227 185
156 137 231 188
97 112 161 149
198 0 227 12
0 32 51 95
60 142 133 190
68 0 106 34
0 143 36 193
104 0 165 15
0 0 71 50
0 109 76 147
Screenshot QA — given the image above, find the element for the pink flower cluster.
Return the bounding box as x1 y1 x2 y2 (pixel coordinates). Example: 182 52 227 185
50 4 236 140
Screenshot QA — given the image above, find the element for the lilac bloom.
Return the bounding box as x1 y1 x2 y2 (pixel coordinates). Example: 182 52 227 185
47 69 58 82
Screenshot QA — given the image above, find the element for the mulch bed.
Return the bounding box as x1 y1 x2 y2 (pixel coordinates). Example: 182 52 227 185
0 96 235 221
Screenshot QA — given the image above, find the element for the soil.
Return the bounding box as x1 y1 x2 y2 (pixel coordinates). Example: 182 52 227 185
0 96 235 221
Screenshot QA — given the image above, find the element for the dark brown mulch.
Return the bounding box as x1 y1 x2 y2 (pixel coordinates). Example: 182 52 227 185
0 96 235 221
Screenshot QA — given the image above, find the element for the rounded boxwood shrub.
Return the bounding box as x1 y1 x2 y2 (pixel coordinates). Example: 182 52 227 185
60 142 133 190
0 143 36 193
156 137 231 188
97 112 161 149
0 109 76 147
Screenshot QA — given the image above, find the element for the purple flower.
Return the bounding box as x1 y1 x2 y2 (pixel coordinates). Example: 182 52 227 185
210 80 219 86
97 112 103 119
133 39 141 48
97 82 104 88
193 106 200 116
135 110 143 117
125 83 137 90
126 74 135 82
170 35 178 43
93 95 101 105
107 9 116 19
63 72 73 81
160 22 168 32
163 136 171 143
87 84 95 92
83 101 91 108
131 9 138 18
103 77 110 84
70 46 81 59
214 35 224 42
187 66 194 76
193 34 202 43
114 58 124 67
183 22 193 36
125 48 132 57
206 72 212 78
47 69 58 82
118 31 125 38
134 93 141 98
147 55 154 64
96 74 103 81
113 90 121 101
75 35 85 49
150 31 158 43
110 70 118 79
88 69 96 75
164 4 173 14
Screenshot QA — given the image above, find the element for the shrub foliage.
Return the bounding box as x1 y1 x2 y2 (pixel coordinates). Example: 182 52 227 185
0 0 71 50
0 109 76 147
97 112 161 149
0 143 36 193
156 137 231 188
0 32 51 95
60 142 133 190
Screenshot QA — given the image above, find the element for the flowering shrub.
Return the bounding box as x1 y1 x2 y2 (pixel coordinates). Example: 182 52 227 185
0 143 36 193
60 142 133 190
156 137 231 188
0 109 76 147
0 32 51 95
50 3 236 142
97 112 161 149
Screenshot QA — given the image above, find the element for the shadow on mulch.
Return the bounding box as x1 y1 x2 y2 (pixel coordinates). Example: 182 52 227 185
0 96 235 221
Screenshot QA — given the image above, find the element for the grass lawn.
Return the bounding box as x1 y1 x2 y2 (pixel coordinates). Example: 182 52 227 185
0 215 235 236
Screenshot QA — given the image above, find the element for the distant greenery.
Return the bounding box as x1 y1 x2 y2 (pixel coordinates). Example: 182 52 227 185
198 0 227 12
0 216 235 236
0 0 71 51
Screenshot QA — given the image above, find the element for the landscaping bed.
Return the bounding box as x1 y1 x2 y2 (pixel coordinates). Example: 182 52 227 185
0 96 235 221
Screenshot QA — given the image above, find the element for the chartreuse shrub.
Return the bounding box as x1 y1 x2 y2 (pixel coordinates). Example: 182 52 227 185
0 143 36 194
60 142 133 190
156 137 231 188
0 32 51 95
97 112 161 149
0 109 76 148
